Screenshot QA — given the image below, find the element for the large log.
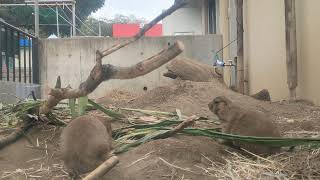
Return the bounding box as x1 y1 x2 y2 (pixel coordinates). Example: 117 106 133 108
163 58 222 82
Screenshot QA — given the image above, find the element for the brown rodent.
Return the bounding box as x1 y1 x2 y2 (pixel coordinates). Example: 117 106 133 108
60 115 113 176
208 96 281 156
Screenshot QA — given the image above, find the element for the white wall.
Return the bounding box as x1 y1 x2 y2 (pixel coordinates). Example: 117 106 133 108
163 0 203 36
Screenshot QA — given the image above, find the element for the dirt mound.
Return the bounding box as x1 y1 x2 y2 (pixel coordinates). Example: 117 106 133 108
105 135 227 180
100 80 320 133
96 89 141 106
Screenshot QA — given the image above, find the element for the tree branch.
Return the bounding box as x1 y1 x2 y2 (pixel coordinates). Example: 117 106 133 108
0 120 34 150
100 0 187 57
40 41 184 114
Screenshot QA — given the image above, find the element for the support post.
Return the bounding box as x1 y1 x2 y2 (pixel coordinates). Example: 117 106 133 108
236 0 244 94
72 2 76 36
56 5 60 37
34 0 39 37
98 21 101 36
284 0 298 101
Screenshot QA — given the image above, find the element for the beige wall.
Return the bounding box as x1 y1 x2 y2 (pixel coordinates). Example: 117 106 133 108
218 0 232 87
296 0 320 105
243 0 289 101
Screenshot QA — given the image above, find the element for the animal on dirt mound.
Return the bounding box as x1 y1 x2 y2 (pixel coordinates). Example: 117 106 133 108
60 115 113 177
208 96 281 156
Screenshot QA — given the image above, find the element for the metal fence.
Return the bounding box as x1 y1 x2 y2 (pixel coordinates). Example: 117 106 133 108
0 19 39 84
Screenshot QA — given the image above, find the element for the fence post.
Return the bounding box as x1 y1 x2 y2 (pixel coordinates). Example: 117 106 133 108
32 38 39 84
0 24 2 80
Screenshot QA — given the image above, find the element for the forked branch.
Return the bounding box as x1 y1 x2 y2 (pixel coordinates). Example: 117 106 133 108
40 41 184 114
100 0 187 57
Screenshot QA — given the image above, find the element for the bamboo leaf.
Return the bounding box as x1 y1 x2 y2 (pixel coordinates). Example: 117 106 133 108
121 108 176 116
88 99 124 119
78 96 88 116
68 98 78 119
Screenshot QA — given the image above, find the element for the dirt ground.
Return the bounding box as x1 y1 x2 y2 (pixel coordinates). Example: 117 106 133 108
1 79 320 179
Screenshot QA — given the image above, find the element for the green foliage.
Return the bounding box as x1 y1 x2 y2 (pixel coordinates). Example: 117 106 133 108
113 117 320 154
79 14 148 37
80 17 112 36
68 96 89 119
78 96 88 116
68 98 78 119
88 99 123 119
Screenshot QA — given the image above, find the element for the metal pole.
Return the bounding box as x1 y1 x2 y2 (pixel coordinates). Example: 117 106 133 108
34 0 39 37
98 21 101 36
56 5 60 37
72 2 76 36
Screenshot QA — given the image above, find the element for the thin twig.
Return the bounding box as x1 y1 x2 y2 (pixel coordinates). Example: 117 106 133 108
127 151 154 167
159 157 199 175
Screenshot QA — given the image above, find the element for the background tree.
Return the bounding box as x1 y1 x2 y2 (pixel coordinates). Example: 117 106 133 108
0 0 105 37
80 14 147 37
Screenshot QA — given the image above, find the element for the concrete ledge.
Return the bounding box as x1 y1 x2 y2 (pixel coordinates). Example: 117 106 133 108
0 81 41 104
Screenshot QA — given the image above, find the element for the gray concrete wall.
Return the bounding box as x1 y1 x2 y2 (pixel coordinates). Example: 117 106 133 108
0 81 41 103
39 35 222 99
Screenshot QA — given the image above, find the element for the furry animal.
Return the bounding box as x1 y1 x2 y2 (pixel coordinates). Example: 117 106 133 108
60 115 113 176
208 96 281 155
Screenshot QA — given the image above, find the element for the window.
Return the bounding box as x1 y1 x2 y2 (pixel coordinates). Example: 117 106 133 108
208 0 218 34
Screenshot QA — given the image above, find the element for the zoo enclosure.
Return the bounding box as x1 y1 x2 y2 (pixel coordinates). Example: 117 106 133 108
0 19 39 84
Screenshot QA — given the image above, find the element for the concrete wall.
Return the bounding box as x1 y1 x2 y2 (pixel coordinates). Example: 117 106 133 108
39 35 222 99
0 81 41 103
163 0 204 36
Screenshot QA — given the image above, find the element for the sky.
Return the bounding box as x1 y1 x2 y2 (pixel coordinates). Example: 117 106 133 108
91 0 175 21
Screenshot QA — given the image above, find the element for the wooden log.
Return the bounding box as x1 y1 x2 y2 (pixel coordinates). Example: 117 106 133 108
163 58 222 82
83 156 119 180
0 121 34 150
236 0 245 94
284 0 298 101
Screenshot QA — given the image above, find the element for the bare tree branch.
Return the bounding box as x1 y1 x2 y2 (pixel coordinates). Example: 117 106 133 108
100 0 187 57
40 41 184 114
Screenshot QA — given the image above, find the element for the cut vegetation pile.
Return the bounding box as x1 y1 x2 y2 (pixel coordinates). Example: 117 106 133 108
2 79 320 179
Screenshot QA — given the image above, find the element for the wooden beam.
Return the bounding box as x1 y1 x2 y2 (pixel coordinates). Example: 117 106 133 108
236 0 244 94
284 0 298 101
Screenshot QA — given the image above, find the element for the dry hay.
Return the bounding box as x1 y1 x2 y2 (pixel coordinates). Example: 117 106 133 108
1 163 68 180
202 148 320 180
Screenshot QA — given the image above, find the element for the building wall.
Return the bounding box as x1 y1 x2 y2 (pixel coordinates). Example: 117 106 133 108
243 0 289 101
231 0 320 104
163 0 204 36
296 0 320 105
39 35 222 99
